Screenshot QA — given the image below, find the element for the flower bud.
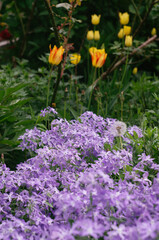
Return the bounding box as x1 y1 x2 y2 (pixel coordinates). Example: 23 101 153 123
118 28 124 39
87 30 94 40
94 30 100 41
151 28 157 36
119 12 129 25
125 35 132 47
132 67 138 75
91 14 101 25
69 53 81 65
123 26 131 35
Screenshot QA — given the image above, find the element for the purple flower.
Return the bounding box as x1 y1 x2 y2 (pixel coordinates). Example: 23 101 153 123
40 106 58 117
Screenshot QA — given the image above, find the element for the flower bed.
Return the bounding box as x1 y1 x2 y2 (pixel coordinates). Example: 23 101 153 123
0 109 159 240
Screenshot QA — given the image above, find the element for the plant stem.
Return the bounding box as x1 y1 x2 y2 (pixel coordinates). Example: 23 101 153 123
119 136 123 150
13 0 25 36
120 91 124 121
120 53 128 91
131 0 142 23
88 67 97 110
64 100 66 119
46 65 53 107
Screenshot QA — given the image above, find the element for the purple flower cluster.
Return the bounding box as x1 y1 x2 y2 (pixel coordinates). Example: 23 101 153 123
1 110 159 239
39 106 58 117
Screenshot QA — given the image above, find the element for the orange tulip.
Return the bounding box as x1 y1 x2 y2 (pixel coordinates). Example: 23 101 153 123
89 47 107 68
49 45 64 65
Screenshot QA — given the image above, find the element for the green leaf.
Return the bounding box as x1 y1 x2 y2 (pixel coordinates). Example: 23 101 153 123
67 106 78 119
0 89 5 102
2 83 29 103
45 202 53 208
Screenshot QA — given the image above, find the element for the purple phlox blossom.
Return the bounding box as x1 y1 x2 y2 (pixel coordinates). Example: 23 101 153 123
138 153 154 165
128 125 143 138
137 219 159 239
72 218 105 238
107 223 128 240
48 225 75 240
0 110 159 239
18 127 41 151
40 106 58 117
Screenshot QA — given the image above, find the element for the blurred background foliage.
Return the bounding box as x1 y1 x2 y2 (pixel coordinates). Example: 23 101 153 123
0 0 158 72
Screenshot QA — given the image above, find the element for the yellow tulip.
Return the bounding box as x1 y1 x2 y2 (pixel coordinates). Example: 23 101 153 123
118 28 124 39
69 53 81 65
125 35 132 47
119 12 129 25
123 26 131 35
49 45 64 65
94 30 100 41
87 30 94 40
151 28 157 36
89 47 107 68
132 67 138 75
91 14 101 25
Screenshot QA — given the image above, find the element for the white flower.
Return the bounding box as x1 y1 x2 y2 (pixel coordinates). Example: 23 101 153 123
109 121 127 137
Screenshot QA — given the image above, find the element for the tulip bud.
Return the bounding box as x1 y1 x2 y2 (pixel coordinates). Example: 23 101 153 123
94 30 100 41
123 26 131 35
91 14 101 25
118 28 124 39
119 12 129 25
69 53 81 65
87 30 94 40
132 67 138 75
125 35 132 47
151 28 157 36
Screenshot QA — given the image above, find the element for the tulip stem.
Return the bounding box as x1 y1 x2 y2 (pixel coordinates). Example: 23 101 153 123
120 53 128 90
46 65 53 107
88 68 97 110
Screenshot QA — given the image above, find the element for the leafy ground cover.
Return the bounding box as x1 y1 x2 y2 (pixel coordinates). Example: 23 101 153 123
0 108 159 240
